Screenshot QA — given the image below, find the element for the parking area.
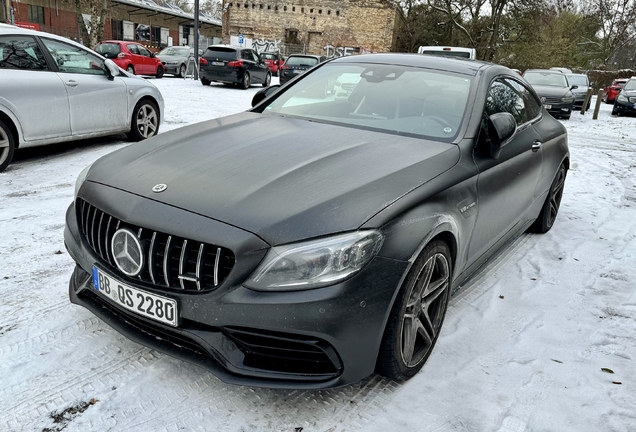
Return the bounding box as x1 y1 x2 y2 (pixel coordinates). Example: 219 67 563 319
1 80 635 431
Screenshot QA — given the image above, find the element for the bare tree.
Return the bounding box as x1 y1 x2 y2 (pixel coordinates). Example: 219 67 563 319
582 0 636 65
201 0 224 19
74 0 108 48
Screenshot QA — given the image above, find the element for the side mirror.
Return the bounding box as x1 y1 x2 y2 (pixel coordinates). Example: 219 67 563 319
251 85 281 107
150 52 155 58
487 112 517 159
104 59 120 80
570 85 578 90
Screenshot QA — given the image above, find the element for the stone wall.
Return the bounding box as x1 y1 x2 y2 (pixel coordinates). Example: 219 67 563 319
223 0 402 57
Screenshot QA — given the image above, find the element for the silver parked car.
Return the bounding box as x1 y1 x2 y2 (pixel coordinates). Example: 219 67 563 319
0 24 165 173
156 46 194 78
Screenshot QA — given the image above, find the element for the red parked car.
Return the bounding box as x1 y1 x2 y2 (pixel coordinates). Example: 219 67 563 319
95 41 164 78
260 52 284 76
603 78 628 103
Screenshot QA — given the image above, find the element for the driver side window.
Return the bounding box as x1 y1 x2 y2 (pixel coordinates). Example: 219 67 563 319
40 38 105 75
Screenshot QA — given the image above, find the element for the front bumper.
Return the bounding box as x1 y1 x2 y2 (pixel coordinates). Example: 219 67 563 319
613 99 636 115
161 63 181 74
544 102 573 118
64 188 408 389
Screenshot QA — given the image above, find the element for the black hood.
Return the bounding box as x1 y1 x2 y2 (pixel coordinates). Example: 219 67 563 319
87 113 459 245
529 85 572 98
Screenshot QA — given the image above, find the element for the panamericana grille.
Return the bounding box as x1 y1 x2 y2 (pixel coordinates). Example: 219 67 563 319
77 198 235 292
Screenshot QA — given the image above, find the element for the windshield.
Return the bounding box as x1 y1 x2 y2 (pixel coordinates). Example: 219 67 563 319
95 43 120 58
285 56 319 67
261 53 278 60
158 47 190 56
203 47 237 60
624 80 636 91
524 72 569 88
261 63 472 141
566 75 588 86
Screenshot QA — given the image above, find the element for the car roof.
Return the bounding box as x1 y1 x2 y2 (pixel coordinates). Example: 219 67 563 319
330 53 493 76
524 69 564 75
0 24 105 55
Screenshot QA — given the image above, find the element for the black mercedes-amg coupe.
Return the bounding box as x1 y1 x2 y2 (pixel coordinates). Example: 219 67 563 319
65 54 569 389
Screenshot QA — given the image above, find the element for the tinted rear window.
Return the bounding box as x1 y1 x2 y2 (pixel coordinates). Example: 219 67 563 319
285 56 319 67
261 53 277 60
96 43 121 58
421 50 470 58
203 47 237 60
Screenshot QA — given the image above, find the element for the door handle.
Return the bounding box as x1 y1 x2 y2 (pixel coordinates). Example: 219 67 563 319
66 80 79 87
531 140 542 152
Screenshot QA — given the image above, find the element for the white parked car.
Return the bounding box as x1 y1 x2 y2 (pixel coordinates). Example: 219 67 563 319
0 23 164 173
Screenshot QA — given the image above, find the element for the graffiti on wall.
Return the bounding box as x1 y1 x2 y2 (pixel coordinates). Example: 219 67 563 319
323 45 376 59
252 38 281 53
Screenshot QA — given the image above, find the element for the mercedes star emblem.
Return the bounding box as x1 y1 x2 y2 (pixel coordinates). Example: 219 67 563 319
152 183 168 193
111 228 144 277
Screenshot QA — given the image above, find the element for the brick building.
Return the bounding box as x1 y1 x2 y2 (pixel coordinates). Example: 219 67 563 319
2 0 221 50
222 0 404 57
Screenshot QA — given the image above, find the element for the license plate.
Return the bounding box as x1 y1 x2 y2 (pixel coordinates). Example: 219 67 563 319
92 266 178 327
544 104 552 109
212 61 224 66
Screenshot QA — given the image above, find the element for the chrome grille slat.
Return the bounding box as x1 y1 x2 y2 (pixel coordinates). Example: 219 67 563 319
214 247 221 286
179 239 188 289
96 212 105 258
163 235 172 287
76 199 234 293
196 243 205 291
148 232 157 285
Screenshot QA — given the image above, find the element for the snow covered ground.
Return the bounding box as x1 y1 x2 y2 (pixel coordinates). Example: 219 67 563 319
1 77 635 432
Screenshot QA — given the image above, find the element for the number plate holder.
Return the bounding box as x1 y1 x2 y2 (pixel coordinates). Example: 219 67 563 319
92 266 179 327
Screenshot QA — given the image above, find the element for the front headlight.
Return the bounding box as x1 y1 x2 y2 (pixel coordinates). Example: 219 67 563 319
561 96 574 103
244 231 384 291
617 94 628 102
74 164 92 199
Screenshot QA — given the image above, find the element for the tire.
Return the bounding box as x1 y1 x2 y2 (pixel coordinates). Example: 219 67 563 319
179 64 186 78
201 77 211 86
240 72 251 90
612 107 618 116
155 65 164 79
531 164 566 233
563 115 570 120
262 72 271 87
376 240 452 381
126 99 160 141
126 65 135 75
0 119 16 173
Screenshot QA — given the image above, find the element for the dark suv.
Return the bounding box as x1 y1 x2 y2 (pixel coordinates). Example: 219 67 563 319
199 45 271 89
523 69 577 119
279 54 326 85
611 77 636 116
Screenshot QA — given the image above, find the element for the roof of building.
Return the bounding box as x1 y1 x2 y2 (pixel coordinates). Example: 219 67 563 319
111 0 221 27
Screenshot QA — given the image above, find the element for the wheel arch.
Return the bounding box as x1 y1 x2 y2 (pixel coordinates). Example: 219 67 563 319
0 110 21 149
132 95 161 125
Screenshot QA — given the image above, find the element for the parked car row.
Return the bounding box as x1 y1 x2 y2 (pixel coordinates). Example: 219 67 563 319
0 24 164 173
199 45 327 89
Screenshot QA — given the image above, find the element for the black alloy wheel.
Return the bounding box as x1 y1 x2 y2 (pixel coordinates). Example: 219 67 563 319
241 72 251 90
377 240 452 381
126 65 135 74
531 164 567 233
0 119 15 173
156 65 164 79
127 99 159 141
179 64 186 78
263 72 271 88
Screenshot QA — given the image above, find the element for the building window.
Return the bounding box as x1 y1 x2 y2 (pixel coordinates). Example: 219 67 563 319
336 10 340 16
310 8 313 13
112 20 124 40
283 6 287 11
292 6 295 11
327 10 331 15
267 5 271 10
28 5 45 25
260 4 263 8
318 9 322 14
301 7 304 12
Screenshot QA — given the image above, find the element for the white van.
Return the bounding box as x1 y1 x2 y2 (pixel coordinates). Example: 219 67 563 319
417 46 476 60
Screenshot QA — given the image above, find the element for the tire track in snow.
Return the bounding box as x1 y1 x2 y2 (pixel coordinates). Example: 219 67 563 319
2 346 159 430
